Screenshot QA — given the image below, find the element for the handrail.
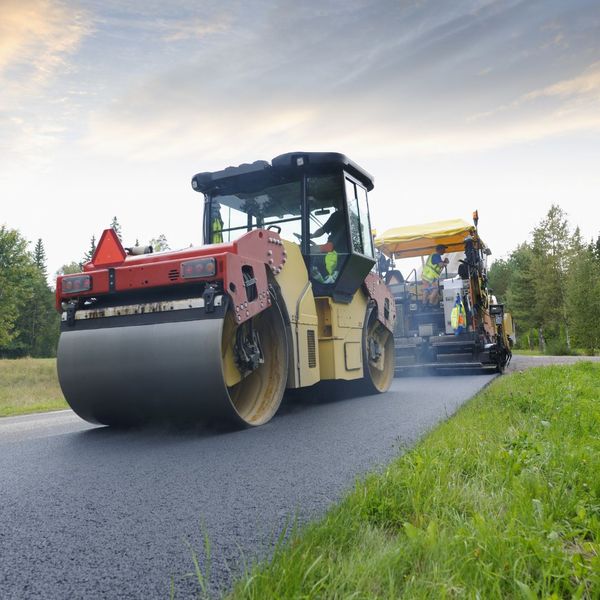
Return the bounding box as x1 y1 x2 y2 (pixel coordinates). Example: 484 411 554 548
401 268 419 301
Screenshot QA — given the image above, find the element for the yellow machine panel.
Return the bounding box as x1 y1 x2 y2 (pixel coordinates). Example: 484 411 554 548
275 241 321 389
315 293 368 381
344 342 362 370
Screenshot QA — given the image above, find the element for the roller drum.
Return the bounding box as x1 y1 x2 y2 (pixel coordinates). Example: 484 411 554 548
57 305 288 427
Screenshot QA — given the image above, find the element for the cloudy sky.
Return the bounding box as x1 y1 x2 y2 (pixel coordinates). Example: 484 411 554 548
1 0 599 277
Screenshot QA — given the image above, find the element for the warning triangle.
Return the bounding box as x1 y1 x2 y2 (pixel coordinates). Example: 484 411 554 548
92 228 127 267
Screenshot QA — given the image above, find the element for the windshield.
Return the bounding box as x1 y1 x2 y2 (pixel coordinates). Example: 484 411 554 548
208 180 302 243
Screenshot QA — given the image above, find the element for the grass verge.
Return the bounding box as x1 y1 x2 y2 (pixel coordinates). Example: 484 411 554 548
513 349 599 357
228 363 600 598
512 349 544 356
0 358 67 417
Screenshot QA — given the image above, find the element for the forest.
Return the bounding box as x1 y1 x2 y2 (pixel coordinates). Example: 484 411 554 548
488 205 600 355
0 218 169 358
0 206 598 357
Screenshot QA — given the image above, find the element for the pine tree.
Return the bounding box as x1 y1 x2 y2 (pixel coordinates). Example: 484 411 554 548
487 257 513 301
569 227 584 261
83 235 97 263
567 247 600 354
110 216 123 241
33 238 47 277
591 234 600 262
505 244 536 349
14 238 59 356
530 205 572 351
15 265 58 357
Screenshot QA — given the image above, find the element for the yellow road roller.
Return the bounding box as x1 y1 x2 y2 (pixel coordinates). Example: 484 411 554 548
55 152 396 427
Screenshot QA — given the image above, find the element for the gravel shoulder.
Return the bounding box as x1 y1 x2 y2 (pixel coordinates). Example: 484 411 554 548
507 353 600 372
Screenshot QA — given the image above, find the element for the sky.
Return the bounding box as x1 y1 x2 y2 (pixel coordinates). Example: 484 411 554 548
1 0 600 279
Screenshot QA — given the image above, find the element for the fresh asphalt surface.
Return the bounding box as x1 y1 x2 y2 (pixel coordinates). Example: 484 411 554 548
1 370 498 598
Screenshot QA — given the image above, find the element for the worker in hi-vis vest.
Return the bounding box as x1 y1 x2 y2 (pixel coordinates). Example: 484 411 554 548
323 242 338 278
211 203 224 243
310 208 345 283
451 293 467 334
422 244 449 305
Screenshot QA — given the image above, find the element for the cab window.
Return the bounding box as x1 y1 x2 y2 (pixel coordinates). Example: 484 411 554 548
344 177 374 258
306 175 348 284
209 180 302 243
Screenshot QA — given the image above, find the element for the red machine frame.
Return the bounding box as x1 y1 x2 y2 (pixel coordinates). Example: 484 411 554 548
57 228 394 329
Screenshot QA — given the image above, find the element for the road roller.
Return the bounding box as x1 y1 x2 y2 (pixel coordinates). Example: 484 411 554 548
55 152 396 427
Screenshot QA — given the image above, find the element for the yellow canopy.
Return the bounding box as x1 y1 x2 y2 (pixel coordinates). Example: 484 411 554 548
374 218 482 259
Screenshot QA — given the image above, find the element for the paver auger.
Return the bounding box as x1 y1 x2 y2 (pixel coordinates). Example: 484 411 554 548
56 152 396 427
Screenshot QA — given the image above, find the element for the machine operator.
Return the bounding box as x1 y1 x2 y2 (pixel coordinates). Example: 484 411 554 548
422 244 449 305
310 208 347 283
211 202 224 243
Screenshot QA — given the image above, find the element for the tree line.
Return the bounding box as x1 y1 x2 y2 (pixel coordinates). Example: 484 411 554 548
0 218 170 358
488 205 600 355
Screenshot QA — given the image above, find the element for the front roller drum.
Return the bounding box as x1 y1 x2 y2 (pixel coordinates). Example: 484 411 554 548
57 304 288 427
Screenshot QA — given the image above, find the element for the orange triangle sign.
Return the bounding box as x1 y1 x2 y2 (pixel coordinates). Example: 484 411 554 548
92 228 127 266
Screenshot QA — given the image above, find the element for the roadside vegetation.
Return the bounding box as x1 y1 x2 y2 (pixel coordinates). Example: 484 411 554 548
226 363 600 599
511 349 544 356
0 219 170 359
488 205 600 356
0 358 67 417
512 349 599 357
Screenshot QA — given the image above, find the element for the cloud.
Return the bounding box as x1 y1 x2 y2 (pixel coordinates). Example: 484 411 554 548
469 60 600 141
0 0 92 175
0 0 91 90
524 61 600 100
73 0 600 162
159 16 231 42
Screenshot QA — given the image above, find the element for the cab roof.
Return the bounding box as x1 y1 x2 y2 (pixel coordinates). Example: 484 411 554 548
191 151 374 194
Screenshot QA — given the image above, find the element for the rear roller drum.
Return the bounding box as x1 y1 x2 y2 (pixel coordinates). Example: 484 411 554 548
357 307 395 395
221 303 289 426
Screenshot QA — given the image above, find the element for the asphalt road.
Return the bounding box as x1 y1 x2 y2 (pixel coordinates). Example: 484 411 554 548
0 372 497 599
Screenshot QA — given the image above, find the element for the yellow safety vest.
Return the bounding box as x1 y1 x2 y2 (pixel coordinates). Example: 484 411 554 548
325 250 338 276
422 254 443 283
212 217 223 243
451 299 466 331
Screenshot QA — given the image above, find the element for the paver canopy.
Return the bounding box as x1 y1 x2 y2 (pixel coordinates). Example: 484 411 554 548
374 218 486 258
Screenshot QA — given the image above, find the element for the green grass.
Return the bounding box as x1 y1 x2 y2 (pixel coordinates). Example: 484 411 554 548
513 349 599 357
512 349 544 356
0 358 67 417
227 363 600 599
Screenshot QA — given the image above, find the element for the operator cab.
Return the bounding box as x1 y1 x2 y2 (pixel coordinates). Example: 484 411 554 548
192 152 376 302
